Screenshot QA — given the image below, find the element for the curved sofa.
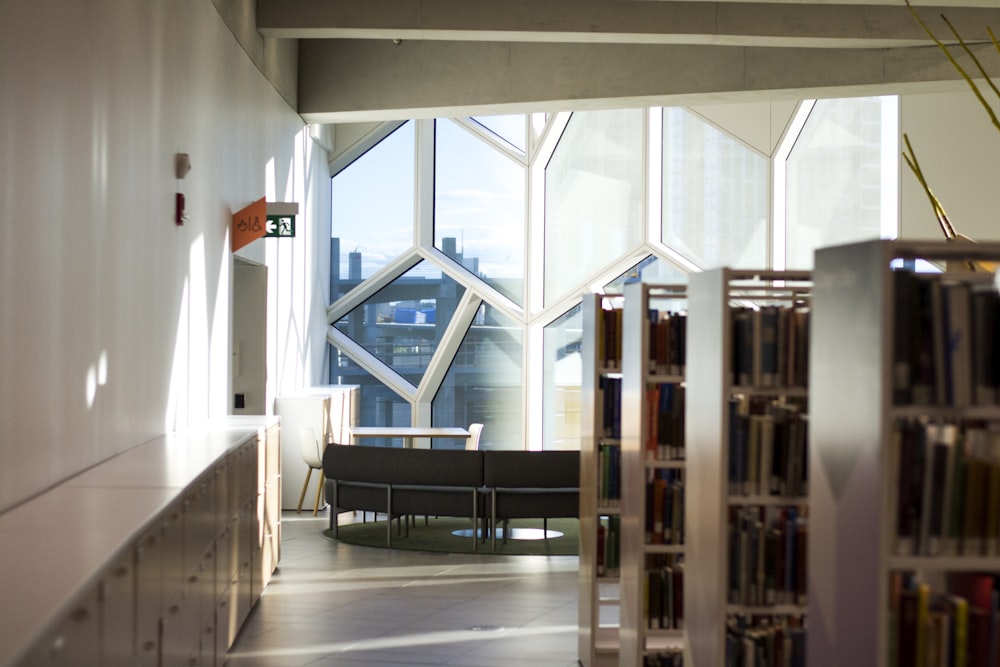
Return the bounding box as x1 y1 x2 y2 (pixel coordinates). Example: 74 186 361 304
322 443 579 552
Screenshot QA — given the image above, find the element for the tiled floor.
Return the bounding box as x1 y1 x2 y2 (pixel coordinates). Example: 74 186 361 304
225 511 582 666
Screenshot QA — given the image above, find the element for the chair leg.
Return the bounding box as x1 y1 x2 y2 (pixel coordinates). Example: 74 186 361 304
312 471 325 516
297 467 313 513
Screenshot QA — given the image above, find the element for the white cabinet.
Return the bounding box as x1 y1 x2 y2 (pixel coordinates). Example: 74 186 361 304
275 385 359 511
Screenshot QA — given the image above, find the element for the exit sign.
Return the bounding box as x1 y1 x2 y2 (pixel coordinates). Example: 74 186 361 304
265 215 295 238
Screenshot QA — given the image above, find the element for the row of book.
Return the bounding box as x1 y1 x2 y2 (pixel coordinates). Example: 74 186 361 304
644 648 684 667
646 308 686 376
646 468 685 546
645 382 686 461
892 418 1000 557
600 375 622 439
893 270 1000 408
596 514 621 578
725 615 806 667
645 555 684 630
727 505 808 608
732 305 810 390
599 306 623 369
890 571 1000 667
598 443 621 507
728 398 809 499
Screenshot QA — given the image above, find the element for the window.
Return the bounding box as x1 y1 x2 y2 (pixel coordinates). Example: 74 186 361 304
662 108 769 271
334 261 466 386
432 304 523 450
434 119 526 305
545 109 646 306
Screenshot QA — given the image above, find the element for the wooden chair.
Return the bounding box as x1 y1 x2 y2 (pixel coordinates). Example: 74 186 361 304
296 426 326 515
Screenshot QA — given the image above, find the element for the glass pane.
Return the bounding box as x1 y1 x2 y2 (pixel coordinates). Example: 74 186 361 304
331 122 415 295
786 96 895 270
328 352 412 448
543 305 583 451
334 261 466 385
545 109 646 306
432 304 523 450
471 114 527 153
603 256 688 296
662 108 768 271
435 120 526 305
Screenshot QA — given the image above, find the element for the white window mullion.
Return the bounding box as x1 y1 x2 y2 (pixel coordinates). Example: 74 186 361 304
415 118 436 249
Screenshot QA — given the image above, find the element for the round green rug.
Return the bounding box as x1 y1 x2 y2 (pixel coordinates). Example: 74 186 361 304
323 516 579 555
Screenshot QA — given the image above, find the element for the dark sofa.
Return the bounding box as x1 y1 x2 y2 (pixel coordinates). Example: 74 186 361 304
322 443 579 551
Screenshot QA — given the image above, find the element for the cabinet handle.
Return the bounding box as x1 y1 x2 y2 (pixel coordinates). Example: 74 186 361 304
143 640 156 652
69 608 89 622
169 604 180 615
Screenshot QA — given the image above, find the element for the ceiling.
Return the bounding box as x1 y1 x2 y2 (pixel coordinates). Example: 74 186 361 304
254 0 1000 122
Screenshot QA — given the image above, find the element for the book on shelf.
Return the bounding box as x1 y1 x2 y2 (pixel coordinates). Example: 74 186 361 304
893 269 1000 407
648 308 686 376
598 442 621 508
891 418 1000 557
728 396 808 499
727 505 808 608
890 572 1000 667
597 515 621 578
731 304 810 389
646 382 685 461
645 555 684 631
646 467 684 546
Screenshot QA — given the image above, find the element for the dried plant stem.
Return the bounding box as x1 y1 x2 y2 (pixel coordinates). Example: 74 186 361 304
902 133 955 239
905 0 1000 135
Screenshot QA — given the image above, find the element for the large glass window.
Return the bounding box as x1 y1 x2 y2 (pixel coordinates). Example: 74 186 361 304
434 120 526 305
331 122 415 298
328 355 412 448
432 304 523 450
785 96 896 269
543 305 583 451
544 109 646 306
327 100 899 451
334 261 466 386
470 114 527 154
662 108 769 270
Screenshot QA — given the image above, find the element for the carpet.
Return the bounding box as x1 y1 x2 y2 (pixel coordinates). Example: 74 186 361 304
323 516 579 555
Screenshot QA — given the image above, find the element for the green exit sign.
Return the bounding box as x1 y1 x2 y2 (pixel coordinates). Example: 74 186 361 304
265 215 295 238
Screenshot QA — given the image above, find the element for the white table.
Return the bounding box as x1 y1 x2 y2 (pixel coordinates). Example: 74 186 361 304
349 426 471 449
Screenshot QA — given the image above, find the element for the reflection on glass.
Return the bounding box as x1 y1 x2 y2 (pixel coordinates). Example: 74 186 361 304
331 122 415 297
470 114 527 153
432 304 523 450
334 261 466 385
545 109 646 306
543 305 583 451
603 256 688 296
786 96 895 270
328 352 412 448
435 120 526 305
662 108 768 271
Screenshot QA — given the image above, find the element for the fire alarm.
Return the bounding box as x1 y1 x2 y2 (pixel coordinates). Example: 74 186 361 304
175 192 185 225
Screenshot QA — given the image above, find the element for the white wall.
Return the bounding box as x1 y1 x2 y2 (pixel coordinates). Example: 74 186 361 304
0 0 326 512
901 89 1000 243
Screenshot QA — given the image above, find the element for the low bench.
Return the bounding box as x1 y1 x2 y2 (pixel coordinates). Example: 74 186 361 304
322 444 580 552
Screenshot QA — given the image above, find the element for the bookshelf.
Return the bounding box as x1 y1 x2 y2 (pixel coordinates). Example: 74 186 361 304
686 268 812 667
619 281 688 667
580 292 625 667
809 239 1000 667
